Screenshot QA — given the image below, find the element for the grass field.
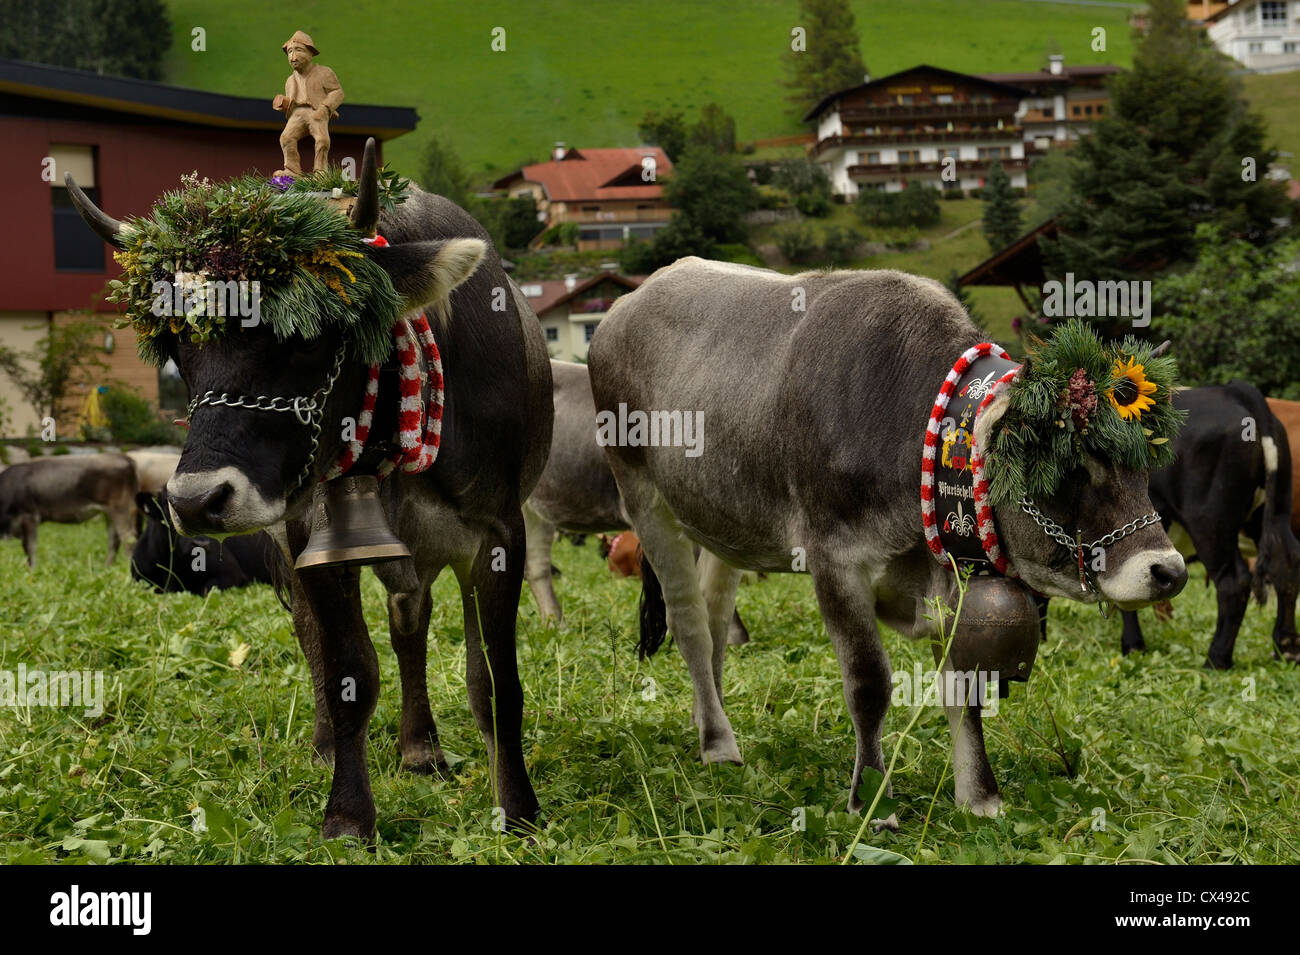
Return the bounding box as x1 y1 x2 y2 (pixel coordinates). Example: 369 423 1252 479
3 520 1298 864
1242 71 1300 164
160 0 1137 178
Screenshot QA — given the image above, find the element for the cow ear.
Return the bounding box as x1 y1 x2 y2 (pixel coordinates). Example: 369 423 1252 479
368 238 487 312
973 390 1012 455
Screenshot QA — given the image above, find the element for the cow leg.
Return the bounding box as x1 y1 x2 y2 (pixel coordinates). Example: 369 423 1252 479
727 608 751 647
1120 610 1146 655
18 515 38 568
698 550 742 695
1205 554 1252 669
810 563 897 827
105 509 132 565
1270 559 1300 663
628 493 741 763
932 641 1001 816
522 503 562 623
292 564 380 840
387 582 450 775
453 506 539 828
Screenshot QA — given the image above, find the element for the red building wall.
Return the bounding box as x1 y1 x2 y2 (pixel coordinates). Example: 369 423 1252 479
3 115 381 313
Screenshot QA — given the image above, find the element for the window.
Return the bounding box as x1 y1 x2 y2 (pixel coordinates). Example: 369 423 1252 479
1286 41 1299 52
1261 1 1287 25
1041 108 1053 118
977 146 1011 160
583 322 599 343
1097 104 1106 114
50 145 104 272
1249 41 1264 53
866 151 881 164
897 149 920 163
1084 105 1093 116
935 94 953 104
1071 105 1082 116
544 326 559 343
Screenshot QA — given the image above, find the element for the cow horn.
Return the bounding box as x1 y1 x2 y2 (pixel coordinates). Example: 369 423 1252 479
1150 340 1172 359
65 173 129 249
350 137 380 236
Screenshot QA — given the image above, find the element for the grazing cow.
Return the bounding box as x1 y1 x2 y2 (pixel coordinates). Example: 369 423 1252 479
1266 397 1300 539
589 258 1186 820
601 531 642 578
0 454 138 567
131 490 279 594
1114 384 1299 668
523 360 750 643
69 139 551 839
126 449 181 494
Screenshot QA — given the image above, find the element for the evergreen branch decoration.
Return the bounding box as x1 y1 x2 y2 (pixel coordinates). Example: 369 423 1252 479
104 171 405 367
285 162 411 214
987 319 1184 507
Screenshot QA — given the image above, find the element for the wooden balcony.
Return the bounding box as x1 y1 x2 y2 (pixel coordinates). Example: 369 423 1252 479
839 101 1020 124
560 208 671 225
809 127 1023 159
847 157 1029 179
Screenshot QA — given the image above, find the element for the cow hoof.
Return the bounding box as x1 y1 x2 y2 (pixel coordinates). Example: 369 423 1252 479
871 813 900 833
321 815 376 843
1120 643 1146 656
961 794 1003 818
1204 657 1233 671
726 629 750 647
701 738 744 766
401 752 452 777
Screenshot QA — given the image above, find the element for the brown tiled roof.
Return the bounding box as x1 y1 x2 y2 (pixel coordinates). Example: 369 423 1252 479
494 148 673 202
518 273 645 317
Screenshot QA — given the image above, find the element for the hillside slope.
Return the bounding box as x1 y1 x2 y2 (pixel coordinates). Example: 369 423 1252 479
162 0 1135 179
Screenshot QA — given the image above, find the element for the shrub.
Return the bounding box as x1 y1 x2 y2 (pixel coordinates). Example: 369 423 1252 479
774 223 820 264
820 225 861 265
99 387 187 445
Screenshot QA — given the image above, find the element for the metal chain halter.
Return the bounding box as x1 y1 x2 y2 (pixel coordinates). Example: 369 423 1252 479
1018 497 1162 618
185 345 348 496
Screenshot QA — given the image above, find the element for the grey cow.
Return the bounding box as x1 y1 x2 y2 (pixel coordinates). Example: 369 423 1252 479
0 454 139 567
588 257 1186 821
523 360 751 645
523 360 629 621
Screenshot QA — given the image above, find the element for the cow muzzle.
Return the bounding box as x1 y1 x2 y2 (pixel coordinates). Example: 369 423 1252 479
166 467 283 537
1101 549 1187 610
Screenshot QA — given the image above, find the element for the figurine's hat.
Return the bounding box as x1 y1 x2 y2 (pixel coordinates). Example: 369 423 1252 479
282 31 320 56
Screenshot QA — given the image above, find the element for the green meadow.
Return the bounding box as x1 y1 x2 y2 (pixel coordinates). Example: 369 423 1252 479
2 520 1297 863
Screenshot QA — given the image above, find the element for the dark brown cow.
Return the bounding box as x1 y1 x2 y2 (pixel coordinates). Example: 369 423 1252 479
0 454 138 567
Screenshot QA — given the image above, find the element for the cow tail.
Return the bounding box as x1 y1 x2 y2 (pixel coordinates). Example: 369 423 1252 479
637 550 669 659
1245 388 1296 604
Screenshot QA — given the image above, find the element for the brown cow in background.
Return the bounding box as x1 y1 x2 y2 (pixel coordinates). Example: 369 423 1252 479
1267 398 1300 538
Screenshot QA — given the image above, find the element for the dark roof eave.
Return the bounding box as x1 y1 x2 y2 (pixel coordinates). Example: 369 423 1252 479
802 63 1033 123
0 57 417 138
957 219 1059 287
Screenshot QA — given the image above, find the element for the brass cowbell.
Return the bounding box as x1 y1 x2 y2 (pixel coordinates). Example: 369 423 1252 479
295 474 411 570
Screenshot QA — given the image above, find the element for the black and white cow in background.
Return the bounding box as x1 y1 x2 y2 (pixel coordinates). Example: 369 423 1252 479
0 454 138 567
523 359 751 644
69 139 552 839
589 258 1186 821
1114 383 1299 668
131 490 280 594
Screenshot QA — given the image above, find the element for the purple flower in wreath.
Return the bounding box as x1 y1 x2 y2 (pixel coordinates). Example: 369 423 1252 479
269 175 295 192
1011 316 1023 332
